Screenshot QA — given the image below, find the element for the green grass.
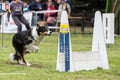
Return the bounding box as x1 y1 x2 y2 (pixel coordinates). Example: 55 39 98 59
0 33 120 80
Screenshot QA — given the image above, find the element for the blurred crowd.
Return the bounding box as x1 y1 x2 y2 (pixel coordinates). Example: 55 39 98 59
0 0 71 27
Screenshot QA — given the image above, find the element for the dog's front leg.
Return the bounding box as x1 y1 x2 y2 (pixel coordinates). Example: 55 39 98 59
21 54 31 66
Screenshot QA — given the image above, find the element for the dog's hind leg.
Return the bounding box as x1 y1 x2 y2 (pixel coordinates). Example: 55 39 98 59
9 53 22 64
13 52 22 64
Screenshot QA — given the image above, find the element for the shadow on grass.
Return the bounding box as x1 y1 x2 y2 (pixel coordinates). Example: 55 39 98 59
5 61 44 69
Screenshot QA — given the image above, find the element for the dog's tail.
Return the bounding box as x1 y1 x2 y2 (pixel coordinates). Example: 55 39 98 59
9 53 14 62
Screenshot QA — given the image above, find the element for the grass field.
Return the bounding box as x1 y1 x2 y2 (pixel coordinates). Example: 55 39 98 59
0 33 120 80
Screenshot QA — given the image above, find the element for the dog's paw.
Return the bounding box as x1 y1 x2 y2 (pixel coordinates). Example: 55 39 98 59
9 53 14 62
26 62 31 67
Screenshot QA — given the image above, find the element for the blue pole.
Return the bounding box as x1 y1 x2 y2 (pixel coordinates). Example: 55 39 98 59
65 33 70 71
59 33 65 53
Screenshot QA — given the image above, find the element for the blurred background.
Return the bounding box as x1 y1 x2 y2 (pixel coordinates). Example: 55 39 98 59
0 0 120 34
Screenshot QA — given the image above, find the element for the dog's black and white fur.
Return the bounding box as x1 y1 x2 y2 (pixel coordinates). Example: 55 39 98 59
9 22 52 66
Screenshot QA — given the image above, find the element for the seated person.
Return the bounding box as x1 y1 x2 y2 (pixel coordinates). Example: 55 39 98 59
43 0 57 26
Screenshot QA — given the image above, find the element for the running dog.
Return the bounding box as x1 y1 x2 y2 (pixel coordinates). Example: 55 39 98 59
9 21 52 66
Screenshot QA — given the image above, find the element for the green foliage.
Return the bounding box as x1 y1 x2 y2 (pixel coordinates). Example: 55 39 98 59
0 33 120 80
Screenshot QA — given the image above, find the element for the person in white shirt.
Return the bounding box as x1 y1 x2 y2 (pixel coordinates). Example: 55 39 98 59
57 0 71 24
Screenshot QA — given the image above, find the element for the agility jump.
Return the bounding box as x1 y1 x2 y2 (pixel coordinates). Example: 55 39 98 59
56 11 111 72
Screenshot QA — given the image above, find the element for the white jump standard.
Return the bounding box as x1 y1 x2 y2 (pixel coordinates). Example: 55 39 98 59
56 11 109 72
103 13 114 44
56 11 74 72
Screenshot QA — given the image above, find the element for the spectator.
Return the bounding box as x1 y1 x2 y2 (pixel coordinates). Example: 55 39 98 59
44 0 56 19
43 0 57 26
29 0 44 21
65 0 72 6
23 1 30 12
0 0 6 25
58 0 71 15
43 0 59 10
10 0 31 32
57 0 71 23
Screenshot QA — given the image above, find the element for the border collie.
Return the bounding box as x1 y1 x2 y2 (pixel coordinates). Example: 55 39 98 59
9 21 52 66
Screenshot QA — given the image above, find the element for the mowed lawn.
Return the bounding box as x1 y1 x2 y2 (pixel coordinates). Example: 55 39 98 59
0 33 120 80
